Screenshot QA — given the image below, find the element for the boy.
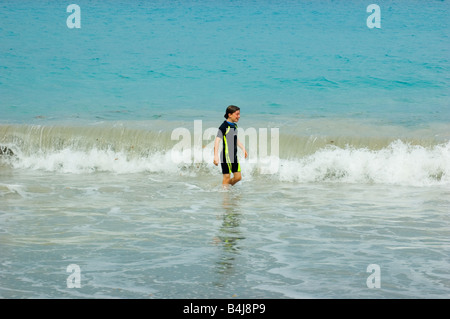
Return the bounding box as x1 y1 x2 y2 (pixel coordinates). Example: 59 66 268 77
213 105 248 186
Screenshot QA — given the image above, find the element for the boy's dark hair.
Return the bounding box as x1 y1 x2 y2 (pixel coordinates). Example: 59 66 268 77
224 105 240 119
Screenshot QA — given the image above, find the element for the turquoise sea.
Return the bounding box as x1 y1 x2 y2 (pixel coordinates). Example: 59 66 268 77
1 0 449 298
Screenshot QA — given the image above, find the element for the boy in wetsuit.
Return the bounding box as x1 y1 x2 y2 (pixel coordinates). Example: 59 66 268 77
213 105 248 186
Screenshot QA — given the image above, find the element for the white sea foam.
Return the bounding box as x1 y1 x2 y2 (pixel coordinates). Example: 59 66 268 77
9 148 178 175
5 139 449 187
276 140 450 186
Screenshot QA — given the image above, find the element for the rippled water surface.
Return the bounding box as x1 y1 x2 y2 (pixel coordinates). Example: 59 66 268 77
1 169 449 298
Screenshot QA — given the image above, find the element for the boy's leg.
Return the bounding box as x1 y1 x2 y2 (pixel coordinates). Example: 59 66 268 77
230 172 241 185
221 162 241 186
222 174 231 185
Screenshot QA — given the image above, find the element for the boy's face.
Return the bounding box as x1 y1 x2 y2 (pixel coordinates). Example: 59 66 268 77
229 110 240 123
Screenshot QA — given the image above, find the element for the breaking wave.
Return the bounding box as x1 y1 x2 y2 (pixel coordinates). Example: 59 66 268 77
1 124 449 186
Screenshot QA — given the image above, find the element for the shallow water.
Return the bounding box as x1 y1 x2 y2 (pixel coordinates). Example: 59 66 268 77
1 167 449 298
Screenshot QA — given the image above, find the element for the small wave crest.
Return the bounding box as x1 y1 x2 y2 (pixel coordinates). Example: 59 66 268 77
1 124 449 186
276 140 450 186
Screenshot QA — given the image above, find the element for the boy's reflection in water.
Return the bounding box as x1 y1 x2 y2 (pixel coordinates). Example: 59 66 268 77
213 190 245 286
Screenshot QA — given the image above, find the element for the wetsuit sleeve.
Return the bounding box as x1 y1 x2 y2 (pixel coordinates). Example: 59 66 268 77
216 122 227 139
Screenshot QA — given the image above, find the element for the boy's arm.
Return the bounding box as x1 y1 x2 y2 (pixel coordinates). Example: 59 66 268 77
237 138 248 158
213 136 221 165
